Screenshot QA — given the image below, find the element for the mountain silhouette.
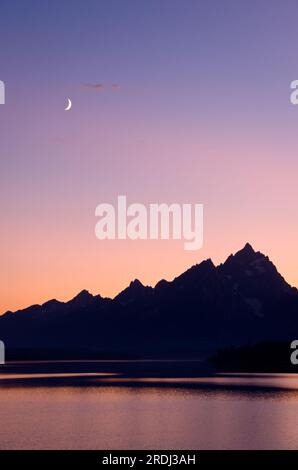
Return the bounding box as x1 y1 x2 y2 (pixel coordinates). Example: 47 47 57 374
1 244 297 359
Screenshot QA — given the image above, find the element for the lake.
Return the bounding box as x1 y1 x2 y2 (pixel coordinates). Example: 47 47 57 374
0 361 298 449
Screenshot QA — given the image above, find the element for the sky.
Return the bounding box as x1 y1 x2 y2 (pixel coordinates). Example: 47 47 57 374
1 0 298 313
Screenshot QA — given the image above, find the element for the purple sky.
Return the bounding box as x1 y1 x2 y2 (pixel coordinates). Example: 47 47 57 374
1 0 298 312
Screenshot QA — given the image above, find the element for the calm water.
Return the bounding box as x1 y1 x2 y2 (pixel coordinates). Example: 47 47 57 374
1 363 298 449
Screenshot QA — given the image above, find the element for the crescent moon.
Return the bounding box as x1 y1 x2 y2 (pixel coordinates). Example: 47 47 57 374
64 98 72 111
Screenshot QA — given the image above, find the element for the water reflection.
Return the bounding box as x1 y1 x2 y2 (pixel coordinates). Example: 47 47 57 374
0 365 298 449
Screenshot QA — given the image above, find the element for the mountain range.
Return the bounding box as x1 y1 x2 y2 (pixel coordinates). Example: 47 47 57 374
1 243 297 359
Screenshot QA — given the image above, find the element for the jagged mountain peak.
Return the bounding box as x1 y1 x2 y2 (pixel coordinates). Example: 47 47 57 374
129 279 144 289
220 244 293 298
242 242 255 252
68 289 96 308
114 279 153 304
0 243 297 355
222 243 264 268
72 289 93 300
223 243 261 269
173 258 216 285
